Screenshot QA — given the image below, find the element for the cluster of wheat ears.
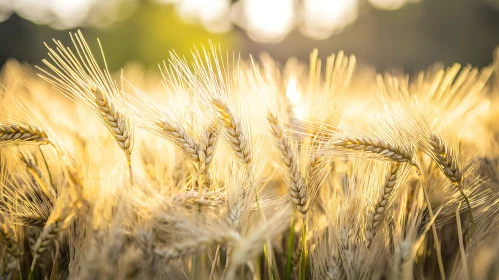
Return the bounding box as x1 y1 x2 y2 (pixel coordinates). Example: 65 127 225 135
0 31 499 280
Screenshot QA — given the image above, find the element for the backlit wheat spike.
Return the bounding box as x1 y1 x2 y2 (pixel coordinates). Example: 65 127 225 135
29 206 74 280
427 133 474 229
0 216 22 258
171 190 225 210
0 123 50 146
196 122 219 175
366 163 400 244
213 98 252 165
38 30 134 180
154 231 240 262
19 151 56 203
268 111 308 216
156 119 199 161
334 136 421 174
91 86 133 170
428 134 462 184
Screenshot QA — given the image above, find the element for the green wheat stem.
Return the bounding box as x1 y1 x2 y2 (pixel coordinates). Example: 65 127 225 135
39 146 54 191
286 213 296 280
300 215 308 280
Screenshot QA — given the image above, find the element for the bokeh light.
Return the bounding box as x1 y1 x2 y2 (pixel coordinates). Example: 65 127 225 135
233 0 296 42
300 0 359 40
0 0 426 41
368 0 420 10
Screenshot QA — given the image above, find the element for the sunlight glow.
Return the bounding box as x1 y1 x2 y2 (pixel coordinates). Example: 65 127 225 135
286 78 306 119
236 0 295 42
286 78 300 105
301 0 358 39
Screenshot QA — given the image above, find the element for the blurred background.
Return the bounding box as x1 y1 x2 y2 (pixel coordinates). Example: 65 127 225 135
1 0 499 74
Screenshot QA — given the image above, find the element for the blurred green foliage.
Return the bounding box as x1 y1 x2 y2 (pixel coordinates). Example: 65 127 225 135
93 3 235 70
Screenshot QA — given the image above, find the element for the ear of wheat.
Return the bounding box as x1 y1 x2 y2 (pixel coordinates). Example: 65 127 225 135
213 99 252 166
37 30 134 180
0 122 50 146
268 111 308 217
0 215 22 258
333 136 421 174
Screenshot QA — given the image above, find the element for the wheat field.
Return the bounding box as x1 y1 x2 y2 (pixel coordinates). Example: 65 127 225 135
0 30 499 280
